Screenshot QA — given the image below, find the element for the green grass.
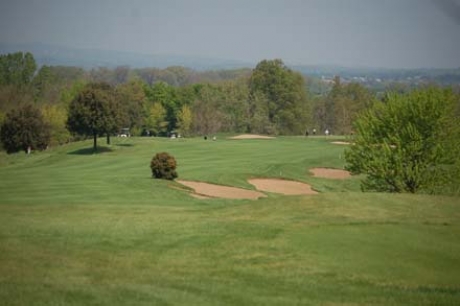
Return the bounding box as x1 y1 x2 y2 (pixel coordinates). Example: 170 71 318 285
0 136 459 305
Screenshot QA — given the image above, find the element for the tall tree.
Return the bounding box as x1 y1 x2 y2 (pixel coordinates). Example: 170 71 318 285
176 104 192 137
311 96 327 133
0 52 37 110
345 87 460 194
323 76 341 132
145 103 168 136
220 80 250 133
0 52 37 87
249 59 311 135
67 82 117 152
329 79 373 135
33 65 86 106
0 104 50 153
59 80 87 107
115 79 148 135
248 91 272 134
191 85 223 135
41 105 71 146
145 82 179 132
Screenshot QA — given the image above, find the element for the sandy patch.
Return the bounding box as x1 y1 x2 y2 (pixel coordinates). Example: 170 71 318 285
331 141 352 145
248 178 318 195
229 134 275 140
310 168 351 179
177 180 266 200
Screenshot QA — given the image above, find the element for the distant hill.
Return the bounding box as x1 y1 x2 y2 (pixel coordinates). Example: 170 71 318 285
1 42 459 85
292 64 460 80
0 42 254 70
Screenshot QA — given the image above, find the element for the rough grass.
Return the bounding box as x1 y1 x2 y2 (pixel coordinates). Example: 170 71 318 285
0 136 459 305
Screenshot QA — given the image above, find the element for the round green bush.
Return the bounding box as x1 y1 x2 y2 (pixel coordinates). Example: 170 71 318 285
150 152 178 180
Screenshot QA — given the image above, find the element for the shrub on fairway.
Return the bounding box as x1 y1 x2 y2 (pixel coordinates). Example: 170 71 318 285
150 152 178 180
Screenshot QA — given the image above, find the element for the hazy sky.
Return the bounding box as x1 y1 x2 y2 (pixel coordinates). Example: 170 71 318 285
1 0 459 68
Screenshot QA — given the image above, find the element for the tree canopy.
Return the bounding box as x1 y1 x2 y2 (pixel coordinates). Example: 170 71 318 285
345 87 460 194
249 59 311 135
176 104 192 137
0 104 50 153
313 76 373 135
66 82 118 152
0 52 37 87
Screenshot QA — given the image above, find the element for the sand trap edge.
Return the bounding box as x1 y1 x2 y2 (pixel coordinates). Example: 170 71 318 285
248 178 318 195
176 180 266 200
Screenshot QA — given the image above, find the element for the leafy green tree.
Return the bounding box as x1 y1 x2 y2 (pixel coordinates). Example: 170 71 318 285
145 103 168 136
191 85 223 135
323 76 341 132
312 96 327 133
0 104 50 153
115 80 148 135
0 52 37 110
176 104 192 137
41 105 71 145
248 91 273 134
0 52 37 87
67 82 117 152
32 65 54 99
345 87 460 194
33 66 86 106
220 80 250 133
324 78 373 135
340 82 373 133
145 82 179 131
249 59 311 135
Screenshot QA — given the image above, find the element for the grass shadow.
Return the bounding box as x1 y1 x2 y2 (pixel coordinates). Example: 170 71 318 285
68 146 114 155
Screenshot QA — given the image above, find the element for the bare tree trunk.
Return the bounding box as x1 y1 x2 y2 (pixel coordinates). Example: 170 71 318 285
93 133 97 153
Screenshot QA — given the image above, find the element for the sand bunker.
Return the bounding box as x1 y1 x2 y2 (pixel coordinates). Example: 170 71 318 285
248 178 318 195
177 180 266 200
229 134 275 140
189 193 213 199
331 141 352 145
177 177 319 199
310 168 351 179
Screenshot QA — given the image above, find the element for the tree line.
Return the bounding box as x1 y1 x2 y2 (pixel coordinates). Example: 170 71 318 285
0 52 457 146
0 53 316 149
